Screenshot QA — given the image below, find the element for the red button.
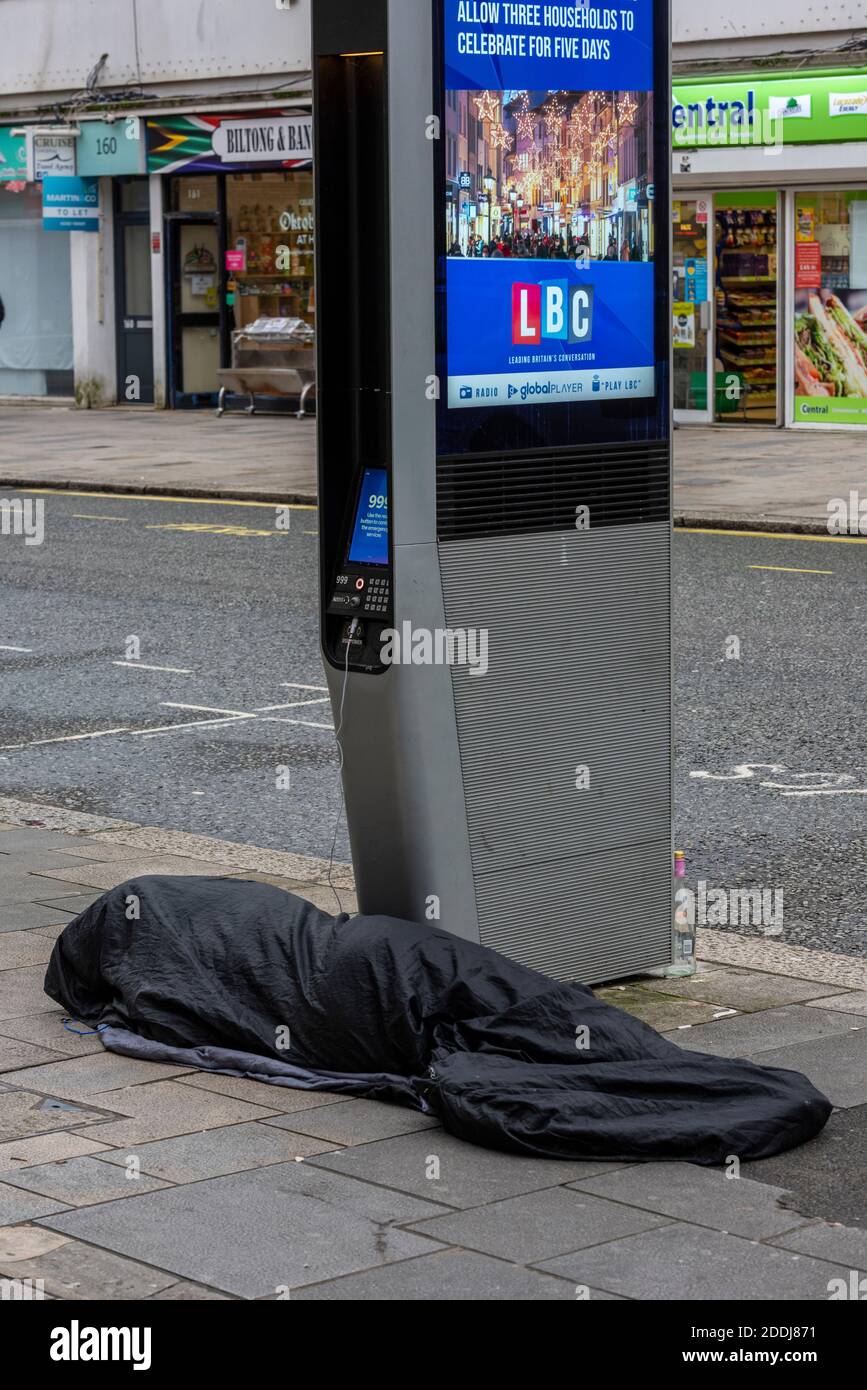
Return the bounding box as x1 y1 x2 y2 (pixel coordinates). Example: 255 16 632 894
355 579 365 591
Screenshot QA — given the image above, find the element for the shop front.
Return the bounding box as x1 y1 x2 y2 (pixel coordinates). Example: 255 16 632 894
0 127 73 397
147 110 313 407
672 69 867 431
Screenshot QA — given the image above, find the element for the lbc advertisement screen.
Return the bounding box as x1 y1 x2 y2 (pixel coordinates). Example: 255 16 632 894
438 1 663 448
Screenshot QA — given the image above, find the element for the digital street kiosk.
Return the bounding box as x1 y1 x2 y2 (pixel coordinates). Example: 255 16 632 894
313 0 673 982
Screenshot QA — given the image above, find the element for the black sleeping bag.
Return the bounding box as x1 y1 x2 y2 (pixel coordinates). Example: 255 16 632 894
44 876 832 1165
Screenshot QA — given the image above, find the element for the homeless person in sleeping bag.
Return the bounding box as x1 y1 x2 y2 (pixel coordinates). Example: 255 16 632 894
45 875 832 1165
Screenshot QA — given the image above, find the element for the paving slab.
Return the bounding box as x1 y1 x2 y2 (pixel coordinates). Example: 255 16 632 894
2 1052 194 1099
25 921 66 943
0 1013 105 1056
0 928 62 971
79 1079 280 1145
769 1221 867 1270
84 825 353 888
0 967 58 1021
675 1004 866 1057
743 1105 867 1228
1 1156 170 1207
176 1072 348 1113
0 1090 112 1143
40 1162 448 1298
93 1121 338 1183
307 1130 626 1209
807 991 867 1017
0 851 102 875
5 1237 178 1299
151 1281 233 1300
0 1131 110 1173
744 1030 867 1110
409 1186 668 1264
264 1098 441 1146
535 1221 851 1301
292 1249 594 1301
0 830 106 854
1 874 88 907
31 893 102 915
0 1224 70 1262
644 968 844 1012
596 984 724 1031
0 902 75 933
568 1163 808 1240
224 872 355 915
0 1181 69 1223
0 1037 67 1072
35 858 233 890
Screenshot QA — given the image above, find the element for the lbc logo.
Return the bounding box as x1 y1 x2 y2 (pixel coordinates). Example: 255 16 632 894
512 281 594 346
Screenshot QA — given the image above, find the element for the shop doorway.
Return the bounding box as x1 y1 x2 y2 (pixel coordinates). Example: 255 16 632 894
674 190 781 427
713 192 779 424
114 178 154 405
165 176 226 407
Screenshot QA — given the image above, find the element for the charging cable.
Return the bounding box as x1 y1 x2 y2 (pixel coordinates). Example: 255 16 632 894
326 618 359 913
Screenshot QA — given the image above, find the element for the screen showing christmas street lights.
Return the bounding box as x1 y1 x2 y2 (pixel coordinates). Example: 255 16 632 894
443 1 656 411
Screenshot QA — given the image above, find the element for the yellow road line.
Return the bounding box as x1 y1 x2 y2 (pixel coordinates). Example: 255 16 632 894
144 522 290 538
73 513 129 522
16 487 316 512
677 525 867 545
748 565 833 575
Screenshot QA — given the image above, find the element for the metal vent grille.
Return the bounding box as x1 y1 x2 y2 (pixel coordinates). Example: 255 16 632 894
437 441 670 541
439 522 672 983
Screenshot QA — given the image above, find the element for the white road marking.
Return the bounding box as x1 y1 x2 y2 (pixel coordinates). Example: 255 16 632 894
260 717 335 731
113 662 194 674
0 645 32 653
254 698 331 712
160 702 257 719
141 717 254 739
0 690 337 753
280 683 328 692
0 727 130 751
692 763 867 798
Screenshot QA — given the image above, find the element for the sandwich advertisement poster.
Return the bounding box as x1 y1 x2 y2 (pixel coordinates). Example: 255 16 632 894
443 1 656 411
794 193 867 425
795 289 867 425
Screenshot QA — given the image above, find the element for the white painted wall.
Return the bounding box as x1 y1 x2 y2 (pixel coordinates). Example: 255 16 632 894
674 0 867 63
0 0 311 107
69 178 117 405
148 174 167 409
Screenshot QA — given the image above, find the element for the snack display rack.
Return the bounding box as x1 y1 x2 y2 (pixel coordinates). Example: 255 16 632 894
715 208 778 418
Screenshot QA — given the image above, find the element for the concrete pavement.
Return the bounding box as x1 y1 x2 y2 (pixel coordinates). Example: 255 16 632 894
1 800 866 1301
2 405 866 527
0 405 316 503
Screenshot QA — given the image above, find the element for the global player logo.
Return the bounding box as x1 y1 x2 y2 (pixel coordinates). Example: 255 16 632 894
512 280 594 345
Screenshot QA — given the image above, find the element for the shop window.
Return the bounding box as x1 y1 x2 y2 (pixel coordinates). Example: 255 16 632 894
793 190 867 427
0 182 73 397
225 171 315 335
